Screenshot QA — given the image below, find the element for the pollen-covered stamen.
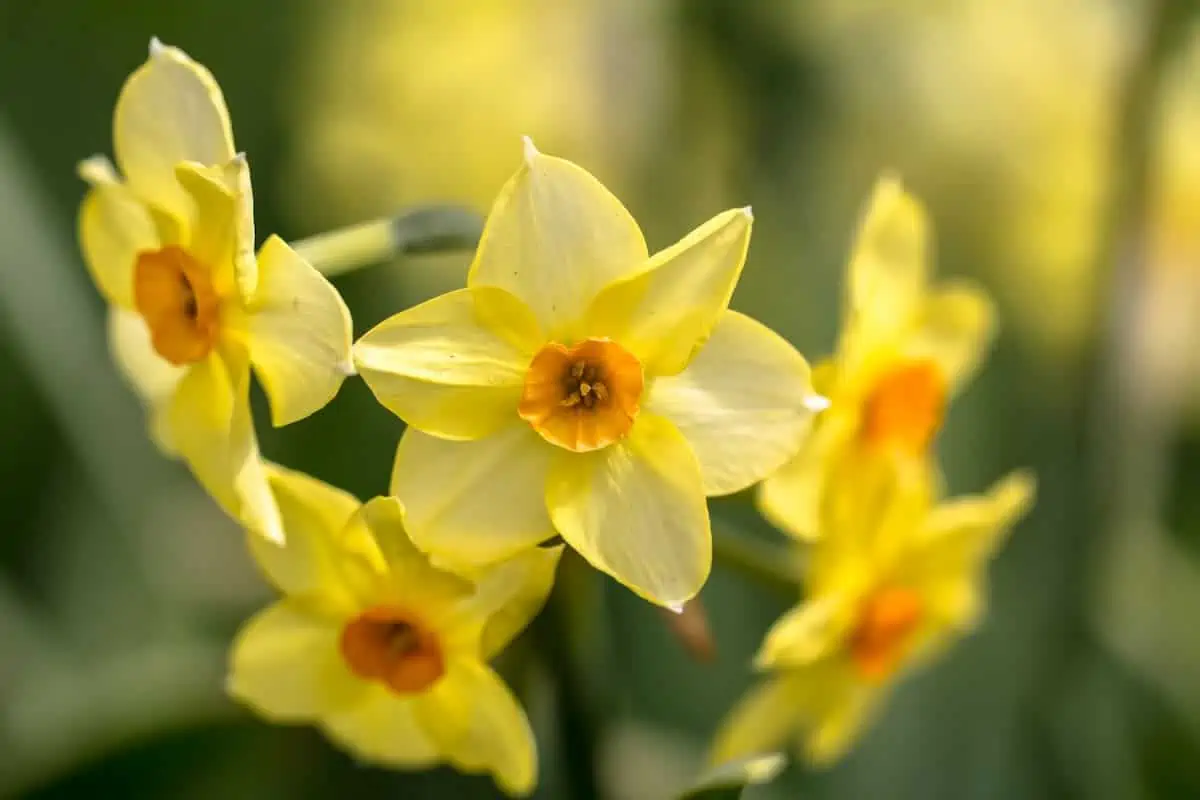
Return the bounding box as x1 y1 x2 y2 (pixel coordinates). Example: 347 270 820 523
520 338 644 452
859 359 946 453
340 607 444 695
133 245 221 366
848 586 924 682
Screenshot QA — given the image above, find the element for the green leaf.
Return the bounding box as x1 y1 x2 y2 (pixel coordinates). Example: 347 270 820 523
678 752 787 800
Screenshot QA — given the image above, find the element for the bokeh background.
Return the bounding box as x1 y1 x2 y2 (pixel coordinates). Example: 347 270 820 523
2 0 1200 797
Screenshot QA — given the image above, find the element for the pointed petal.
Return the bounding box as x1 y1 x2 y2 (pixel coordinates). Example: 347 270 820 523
413 659 537 796
175 156 256 299
907 282 996 393
114 40 235 218
454 546 563 659
802 677 881 767
390 425 555 567
234 235 352 426
546 415 710 608
322 688 441 767
585 208 753 376
227 600 365 722
166 350 283 543
648 310 818 495
354 288 533 440
467 140 648 337
78 167 159 308
754 596 852 670
708 677 805 766
842 176 928 356
245 463 362 611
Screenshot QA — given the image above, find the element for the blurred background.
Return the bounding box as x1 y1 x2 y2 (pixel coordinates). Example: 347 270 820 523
1 0 1199 797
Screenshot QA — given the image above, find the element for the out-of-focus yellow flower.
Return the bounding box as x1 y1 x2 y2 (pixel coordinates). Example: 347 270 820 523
354 140 823 609
78 40 353 542
758 177 994 540
229 464 558 796
713 466 1034 766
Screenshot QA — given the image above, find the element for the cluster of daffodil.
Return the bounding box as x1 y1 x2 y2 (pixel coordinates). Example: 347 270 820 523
76 41 1033 795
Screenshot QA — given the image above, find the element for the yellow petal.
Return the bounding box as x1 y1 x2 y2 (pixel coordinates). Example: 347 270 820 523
458 546 563 659
175 157 256 299
906 282 996 393
801 676 880 767
166 350 283 543
322 687 440 767
546 414 710 608
842 176 928 356
647 310 818 495
78 166 159 308
245 464 362 611
413 658 537 796
233 235 353 426
113 39 235 219
108 308 185 411
346 496 474 615
585 208 753 376
754 596 853 670
467 139 648 338
227 600 366 722
354 288 533 440
390 425 557 567
708 676 805 766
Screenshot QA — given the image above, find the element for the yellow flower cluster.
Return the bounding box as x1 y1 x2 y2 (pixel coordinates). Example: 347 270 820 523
76 41 1034 794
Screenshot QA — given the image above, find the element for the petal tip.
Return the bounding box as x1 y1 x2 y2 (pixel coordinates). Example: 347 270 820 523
666 602 686 615
337 359 357 378
521 135 540 165
148 36 165 56
741 205 754 220
803 394 831 412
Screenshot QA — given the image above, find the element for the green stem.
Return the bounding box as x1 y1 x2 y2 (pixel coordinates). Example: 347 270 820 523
710 518 801 597
293 205 485 277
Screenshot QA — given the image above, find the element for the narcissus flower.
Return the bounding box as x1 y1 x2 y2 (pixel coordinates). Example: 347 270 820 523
711 466 1034 766
354 139 823 608
758 177 996 540
78 40 352 542
229 464 559 796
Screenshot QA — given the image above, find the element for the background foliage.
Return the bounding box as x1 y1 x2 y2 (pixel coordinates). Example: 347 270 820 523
2 0 1199 797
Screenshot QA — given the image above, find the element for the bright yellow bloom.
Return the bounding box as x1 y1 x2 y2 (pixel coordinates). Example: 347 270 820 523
758 177 996 541
78 40 353 542
354 139 822 609
229 464 558 796
712 466 1034 766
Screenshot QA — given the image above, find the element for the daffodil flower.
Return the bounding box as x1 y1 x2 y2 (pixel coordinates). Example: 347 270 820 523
711 466 1034 766
78 40 353 542
758 176 996 540
229 464 559 796
353 139 822 609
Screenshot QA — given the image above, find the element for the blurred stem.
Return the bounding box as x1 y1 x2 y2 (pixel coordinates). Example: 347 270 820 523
711 518 800 597
293 205 484 277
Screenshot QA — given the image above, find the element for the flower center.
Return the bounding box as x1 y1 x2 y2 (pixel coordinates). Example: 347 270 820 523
339 607 444 694
848 586 924 682
859 360 946 452
519 338 644 452
133 246 221 366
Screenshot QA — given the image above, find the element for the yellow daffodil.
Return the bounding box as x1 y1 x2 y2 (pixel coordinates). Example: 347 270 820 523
712 465 1034 766
354 139 823 609
78 40 353 542
229 464 559 796
758 177 996 540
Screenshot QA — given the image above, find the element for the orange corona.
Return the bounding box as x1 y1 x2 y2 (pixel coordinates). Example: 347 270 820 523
848 586 924 681
339 607 445 694
132 246 221 365
860 360 946 452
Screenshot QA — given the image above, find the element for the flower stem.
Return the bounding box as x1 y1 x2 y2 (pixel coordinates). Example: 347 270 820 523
710 518 801 597
292 205 485 277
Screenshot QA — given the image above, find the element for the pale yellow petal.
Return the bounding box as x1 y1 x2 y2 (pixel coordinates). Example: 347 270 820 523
354 288 532 440
906 282 996 393
413 659 537 796
842 176 928 356
546 414 710 608
113 39 235 218
245 463 362 611
801 672 882 767
175 157 255 298
456 546 563 659
108 308 185 411
754 596 853 670
467 139 648 338
708 676 805 766
390 425 556 567
234 235 352 426
322 687 440 768
585 208 753 376
78 170 159 307
227 600 365 722
648 310 818 495
165 350 283 543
